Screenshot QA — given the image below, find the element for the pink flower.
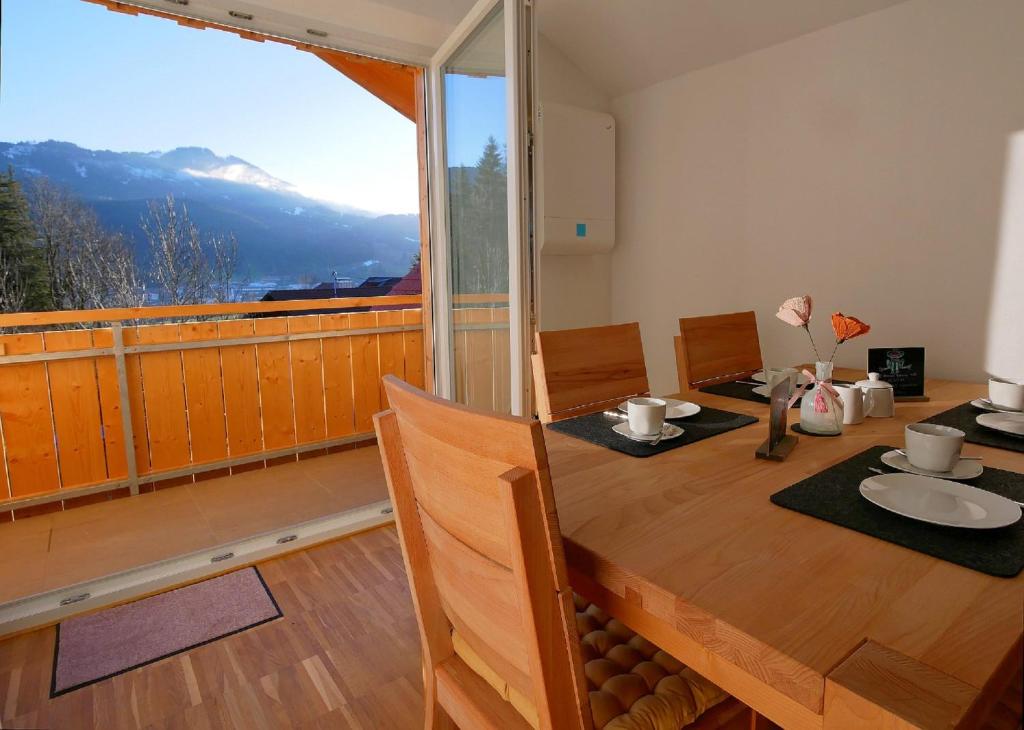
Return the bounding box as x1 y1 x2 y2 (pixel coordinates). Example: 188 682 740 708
776 295 813 327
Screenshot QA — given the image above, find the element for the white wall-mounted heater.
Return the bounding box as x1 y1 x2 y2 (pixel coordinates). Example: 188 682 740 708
539 102 615 255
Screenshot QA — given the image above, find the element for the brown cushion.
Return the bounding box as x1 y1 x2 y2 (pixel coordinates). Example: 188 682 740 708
451 595 728 730
572 593 728 729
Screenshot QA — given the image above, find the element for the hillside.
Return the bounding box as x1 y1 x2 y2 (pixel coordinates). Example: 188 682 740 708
0 140 420 281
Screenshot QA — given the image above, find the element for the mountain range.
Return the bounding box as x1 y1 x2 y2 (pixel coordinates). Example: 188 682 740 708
0 140 420 282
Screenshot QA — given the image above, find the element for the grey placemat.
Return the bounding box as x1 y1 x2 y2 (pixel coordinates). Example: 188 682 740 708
771 445 1024 577
921 402 1024 454
700 379 852 408
547 407 757 458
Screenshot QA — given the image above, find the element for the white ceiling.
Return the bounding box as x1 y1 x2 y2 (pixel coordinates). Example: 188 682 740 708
536 0 910 97
116 0 907 94
117 0 475 64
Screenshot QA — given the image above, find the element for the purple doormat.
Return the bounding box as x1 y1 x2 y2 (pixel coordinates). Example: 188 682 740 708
51 567 281 696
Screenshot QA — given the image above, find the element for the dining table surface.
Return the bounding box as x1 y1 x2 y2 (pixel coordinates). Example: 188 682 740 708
547 368 1023 730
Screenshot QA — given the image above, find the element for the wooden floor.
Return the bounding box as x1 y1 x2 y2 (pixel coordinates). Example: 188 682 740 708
2 524 1019 729
0 526 424 730
0 446 388 605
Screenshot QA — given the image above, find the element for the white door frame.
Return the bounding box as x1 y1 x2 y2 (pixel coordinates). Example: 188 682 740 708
426 0 535 415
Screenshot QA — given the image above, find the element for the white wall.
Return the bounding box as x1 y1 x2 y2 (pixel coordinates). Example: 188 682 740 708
611 0 1024 394
536 35 614 331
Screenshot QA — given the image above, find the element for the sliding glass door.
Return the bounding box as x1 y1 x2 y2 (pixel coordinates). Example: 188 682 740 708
428 0 533 415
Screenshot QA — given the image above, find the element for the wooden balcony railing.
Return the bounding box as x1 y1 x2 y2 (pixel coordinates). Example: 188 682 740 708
0 296 428 515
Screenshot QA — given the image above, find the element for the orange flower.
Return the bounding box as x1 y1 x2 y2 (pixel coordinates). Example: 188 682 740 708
831 312 870 342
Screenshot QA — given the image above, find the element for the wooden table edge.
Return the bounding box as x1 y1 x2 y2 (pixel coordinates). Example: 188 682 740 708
821 638 1024 729
567 544 825 730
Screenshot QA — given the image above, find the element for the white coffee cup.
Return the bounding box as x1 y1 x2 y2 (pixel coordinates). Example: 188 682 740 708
764 367 798 396
834 385 865 425
904 423 965 473
627 397 667 437
989 377 1024 411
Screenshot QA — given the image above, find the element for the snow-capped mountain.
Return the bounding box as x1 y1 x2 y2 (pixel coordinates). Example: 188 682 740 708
1 140 418 280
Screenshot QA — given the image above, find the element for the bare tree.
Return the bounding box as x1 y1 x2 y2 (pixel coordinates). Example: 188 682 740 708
28 178 143 310
209 232 241 303
140 196 243 305
0 246 29 313
141 195 210 305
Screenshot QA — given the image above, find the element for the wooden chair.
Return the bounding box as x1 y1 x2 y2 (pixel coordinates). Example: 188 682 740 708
675 312 763 392
531 323 650 423
374 375 744 730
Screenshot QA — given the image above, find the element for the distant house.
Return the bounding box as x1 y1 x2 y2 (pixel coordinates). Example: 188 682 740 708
374 262 422 310
258 272 409 317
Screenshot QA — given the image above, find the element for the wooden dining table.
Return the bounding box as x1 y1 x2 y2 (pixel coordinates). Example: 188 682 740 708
548 369 1023 729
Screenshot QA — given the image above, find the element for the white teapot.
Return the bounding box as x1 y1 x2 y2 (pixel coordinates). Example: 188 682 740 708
855 372 895 418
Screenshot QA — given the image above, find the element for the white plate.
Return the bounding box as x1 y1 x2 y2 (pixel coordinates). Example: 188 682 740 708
752 370 809 386
617 398 700 419
880 450 983 481
971 398 1022 413
859 473 1021 529
612 422 684 443
976 412 1024 438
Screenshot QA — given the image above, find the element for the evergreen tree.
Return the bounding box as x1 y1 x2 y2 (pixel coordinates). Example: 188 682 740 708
0 167 50 312
470 136 508 295
448 136 508 297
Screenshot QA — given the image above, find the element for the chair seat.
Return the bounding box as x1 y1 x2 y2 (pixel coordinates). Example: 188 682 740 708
451 594 728 730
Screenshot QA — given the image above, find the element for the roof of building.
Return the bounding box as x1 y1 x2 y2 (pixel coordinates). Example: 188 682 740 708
388 262 422 296
258 272 416 316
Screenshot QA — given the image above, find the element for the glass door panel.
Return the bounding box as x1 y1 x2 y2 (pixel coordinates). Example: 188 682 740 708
429 0 531 415
442 6 511 413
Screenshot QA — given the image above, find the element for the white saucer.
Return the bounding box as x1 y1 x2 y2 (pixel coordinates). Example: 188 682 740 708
752 384 795 399
971 398 1021 414
612 422 684 443
752 371 809 386
976 412 1024 438
859 472 1021 529
617 398 700 419
880 450 983 481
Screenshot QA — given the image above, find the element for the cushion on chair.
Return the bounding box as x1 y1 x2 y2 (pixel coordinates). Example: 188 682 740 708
451 630 540 728
573 593 728 730
449 595 728 730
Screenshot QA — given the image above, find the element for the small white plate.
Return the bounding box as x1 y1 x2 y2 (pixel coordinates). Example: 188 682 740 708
752 370 809 386
880 450 983 481
859 473 1021 529
617 398 700 419
976 412 1024 438
971 398 1022 413
612 422 684 443
752 384 794 399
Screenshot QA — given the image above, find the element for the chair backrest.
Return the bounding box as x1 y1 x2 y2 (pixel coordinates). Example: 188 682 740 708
531 323 650 423
677 311 763 391
374 376 590 730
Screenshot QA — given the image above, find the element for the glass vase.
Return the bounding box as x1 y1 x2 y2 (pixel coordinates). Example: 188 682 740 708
799 361 844 435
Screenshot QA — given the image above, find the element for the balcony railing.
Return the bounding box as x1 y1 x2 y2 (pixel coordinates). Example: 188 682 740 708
0 296 431 515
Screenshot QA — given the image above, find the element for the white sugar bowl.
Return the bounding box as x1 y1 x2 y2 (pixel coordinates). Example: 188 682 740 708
855 372 895 418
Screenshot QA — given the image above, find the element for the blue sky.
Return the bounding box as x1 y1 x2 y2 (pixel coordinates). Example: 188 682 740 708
0 0 429 214
445 75 507 169
0 0 509 214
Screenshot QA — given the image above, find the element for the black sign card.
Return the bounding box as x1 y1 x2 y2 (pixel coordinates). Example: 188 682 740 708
867 347 925 397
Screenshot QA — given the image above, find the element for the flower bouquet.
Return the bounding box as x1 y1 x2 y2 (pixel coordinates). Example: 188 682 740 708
776 296 871 435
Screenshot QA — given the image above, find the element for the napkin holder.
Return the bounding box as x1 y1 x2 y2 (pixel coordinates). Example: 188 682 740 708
756 379 797 461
